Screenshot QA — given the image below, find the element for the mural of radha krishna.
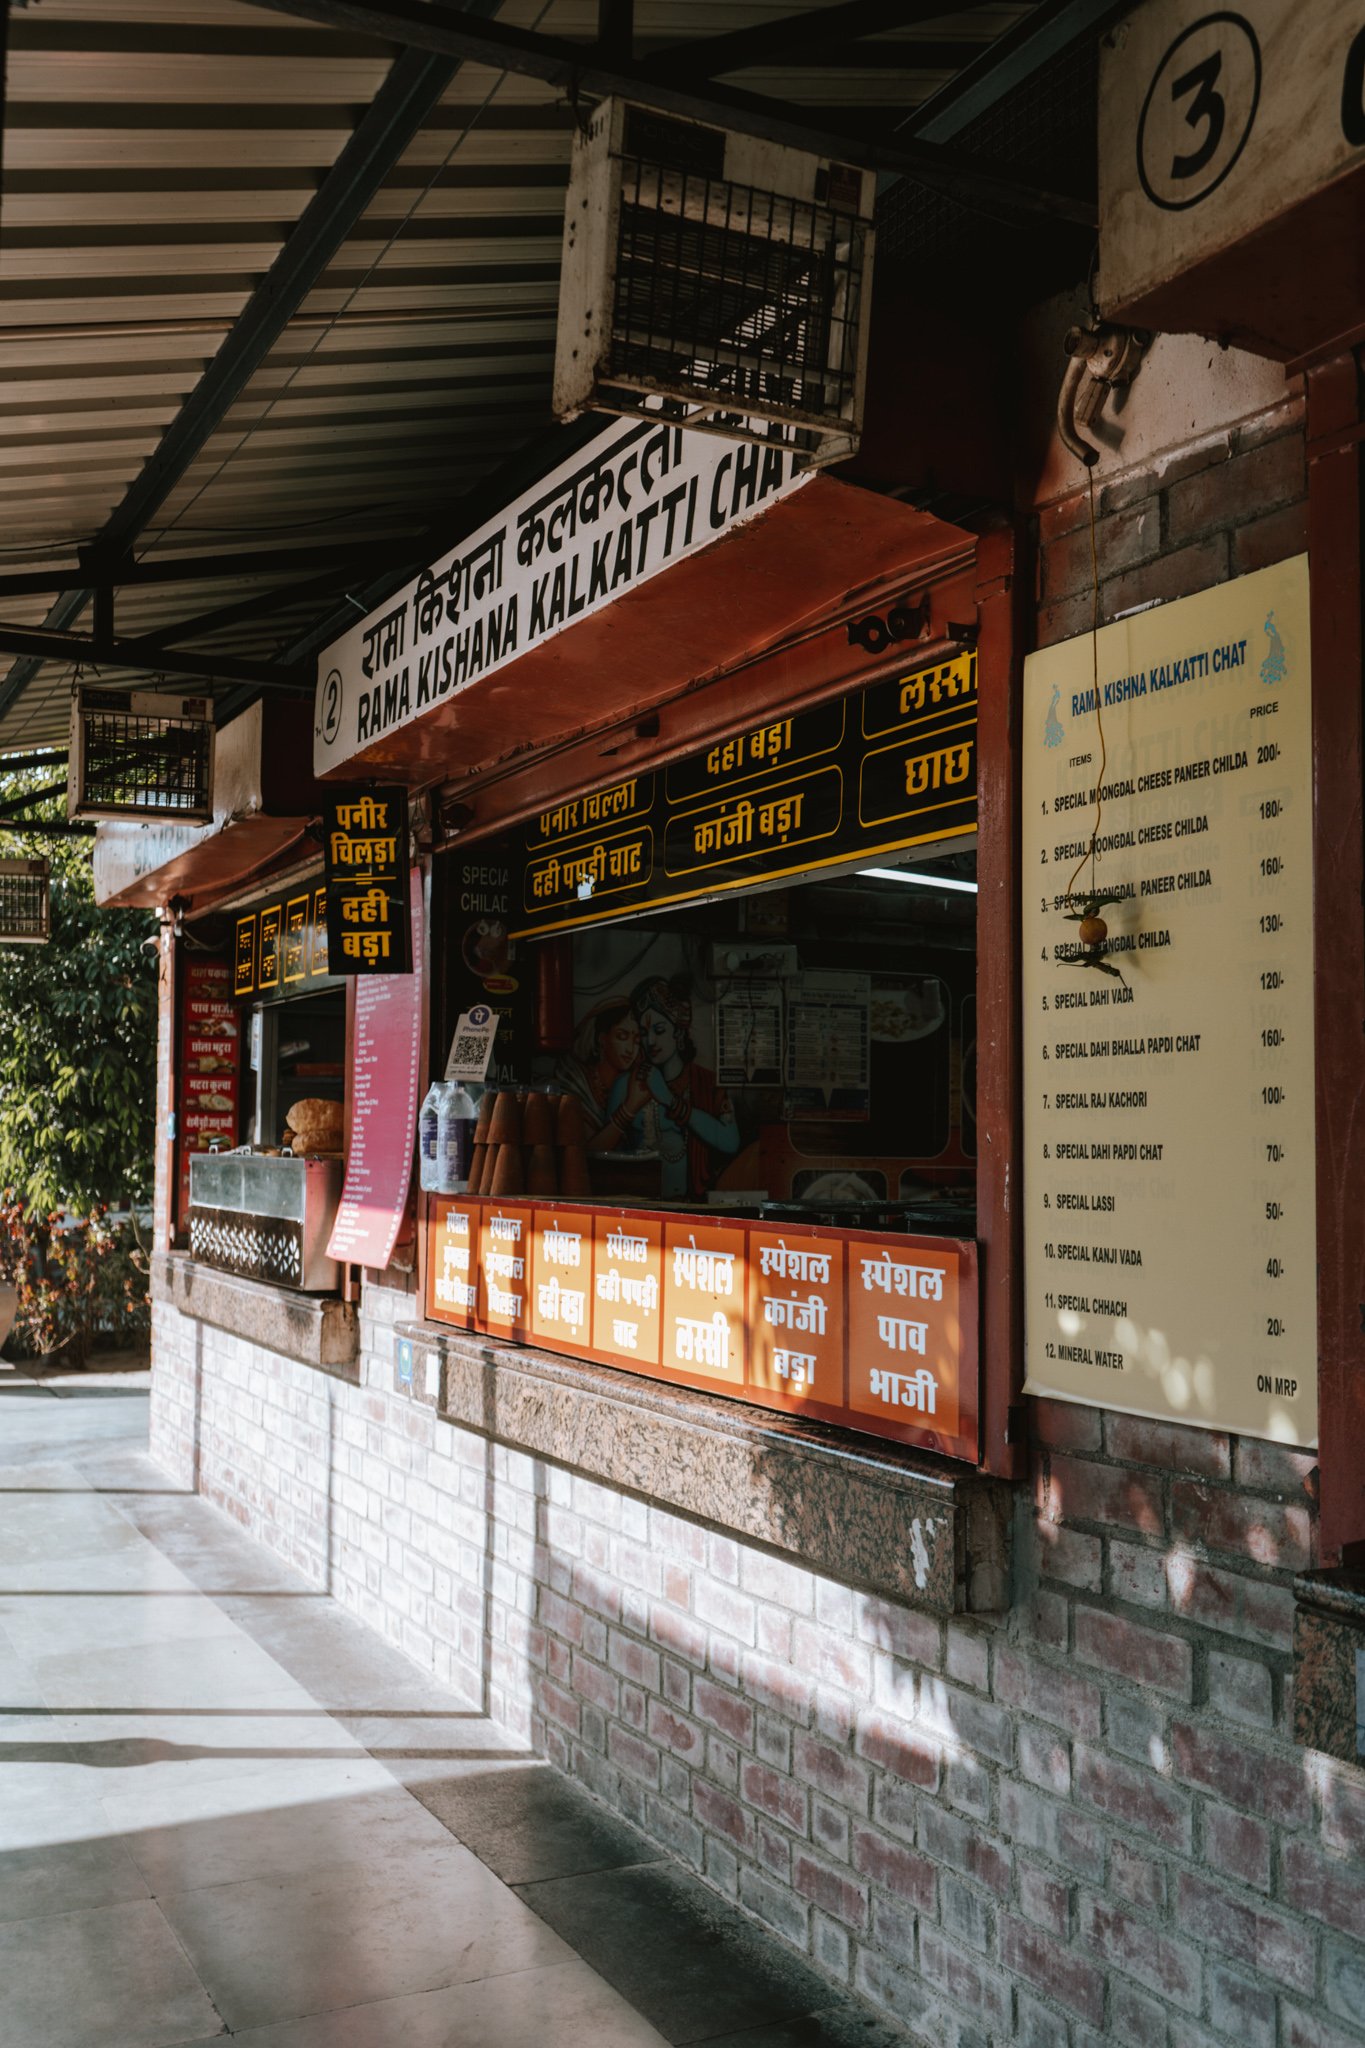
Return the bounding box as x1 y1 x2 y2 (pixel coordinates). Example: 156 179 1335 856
587 975 739 1199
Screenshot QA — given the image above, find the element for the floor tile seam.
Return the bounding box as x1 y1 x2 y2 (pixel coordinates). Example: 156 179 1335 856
157 1955 648 2048
511 1853 673 1898
138 1885 233 2041
142 1813 539 1908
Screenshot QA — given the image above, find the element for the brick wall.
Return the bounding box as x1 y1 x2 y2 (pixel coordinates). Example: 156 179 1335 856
147 387 1365 2046
150 1261 1365 2048
1034 393 1307 652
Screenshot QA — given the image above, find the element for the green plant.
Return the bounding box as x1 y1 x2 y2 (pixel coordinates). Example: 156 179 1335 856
0 1199 150 1364
0 773 157 1210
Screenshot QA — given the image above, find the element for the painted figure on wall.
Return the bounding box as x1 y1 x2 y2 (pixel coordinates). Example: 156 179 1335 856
592 975 739 1198
556 999 640 1135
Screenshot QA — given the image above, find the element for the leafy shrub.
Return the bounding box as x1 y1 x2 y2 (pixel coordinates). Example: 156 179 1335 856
0 779 157 1213
0 1200 150 1364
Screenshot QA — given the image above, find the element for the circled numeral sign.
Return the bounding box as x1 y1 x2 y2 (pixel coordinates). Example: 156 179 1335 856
1137 11 1261 212
319 668 344 745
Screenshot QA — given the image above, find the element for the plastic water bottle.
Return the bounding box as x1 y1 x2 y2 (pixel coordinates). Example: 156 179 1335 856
418 1082 445 1192
437 1083 478 1192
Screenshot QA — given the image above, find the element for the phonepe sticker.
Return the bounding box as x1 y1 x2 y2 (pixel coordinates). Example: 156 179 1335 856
445 1006 498 1083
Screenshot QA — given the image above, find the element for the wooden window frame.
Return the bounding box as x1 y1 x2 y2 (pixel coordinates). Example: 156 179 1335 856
1306 353 1365 1562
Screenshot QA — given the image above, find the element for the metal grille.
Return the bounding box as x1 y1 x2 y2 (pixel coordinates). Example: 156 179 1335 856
189 1206 305 1288
609 156 867 431
878 32 1098 268
0 860 50 943
74 693 213 820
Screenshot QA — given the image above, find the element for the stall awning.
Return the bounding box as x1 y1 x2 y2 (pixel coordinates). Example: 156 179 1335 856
314 415 975 792
94 700 326 911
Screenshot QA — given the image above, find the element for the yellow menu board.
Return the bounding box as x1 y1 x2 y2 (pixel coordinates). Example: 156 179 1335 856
1022 556 1316 1444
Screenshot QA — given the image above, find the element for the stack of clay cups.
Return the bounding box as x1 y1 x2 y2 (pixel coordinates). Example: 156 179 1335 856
466 1091 496 1194
465 1089 593 1201
485 1089 525 1197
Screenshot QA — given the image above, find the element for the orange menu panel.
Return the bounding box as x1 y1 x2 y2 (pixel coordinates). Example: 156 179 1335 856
591 1212 663 1366
478 1204 532 1339
845 1236 961 1441
531 1210 593 1354
428 1199 481 1329
422 1199 976 1461
662 1218 746 1387
746 1225 845 1409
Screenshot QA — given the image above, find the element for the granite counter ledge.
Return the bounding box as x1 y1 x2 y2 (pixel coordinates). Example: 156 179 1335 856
153 1251 360 1380
396 1318 1010 1616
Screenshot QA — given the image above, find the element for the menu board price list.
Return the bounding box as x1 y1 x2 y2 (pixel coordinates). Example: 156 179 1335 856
1022 559 1316 1446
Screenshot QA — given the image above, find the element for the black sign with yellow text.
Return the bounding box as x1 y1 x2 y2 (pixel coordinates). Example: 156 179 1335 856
512 652 977 937
233 878 334 1000
323 786 412 975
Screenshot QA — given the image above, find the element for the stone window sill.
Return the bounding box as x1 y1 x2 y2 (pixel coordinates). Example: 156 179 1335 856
153 1252 359 1380
396 1319 1009 1615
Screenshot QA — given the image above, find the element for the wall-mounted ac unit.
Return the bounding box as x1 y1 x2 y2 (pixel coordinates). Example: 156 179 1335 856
69 687 214 823
554 100 876 467
0 858 51 943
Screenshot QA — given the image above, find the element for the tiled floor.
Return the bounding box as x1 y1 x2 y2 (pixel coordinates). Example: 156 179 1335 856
0 1363 906 2048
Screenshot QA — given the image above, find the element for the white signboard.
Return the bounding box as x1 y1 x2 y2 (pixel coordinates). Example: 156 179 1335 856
1099 1 1365 315
1023 556 1316 1446
313 418 811 775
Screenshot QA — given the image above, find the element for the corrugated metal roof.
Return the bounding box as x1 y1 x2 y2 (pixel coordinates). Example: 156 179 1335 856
0 0 1043 752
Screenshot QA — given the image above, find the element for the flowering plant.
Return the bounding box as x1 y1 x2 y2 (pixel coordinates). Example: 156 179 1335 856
0 1198 149 1364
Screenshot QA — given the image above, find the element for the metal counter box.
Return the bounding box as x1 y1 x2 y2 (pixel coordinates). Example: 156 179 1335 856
189 1152 343 1292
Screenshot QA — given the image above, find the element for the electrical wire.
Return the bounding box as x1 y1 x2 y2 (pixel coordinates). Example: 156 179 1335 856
1065 462 1107 908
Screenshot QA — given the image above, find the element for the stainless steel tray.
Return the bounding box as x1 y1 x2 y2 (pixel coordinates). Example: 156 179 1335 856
189 1152 343 1291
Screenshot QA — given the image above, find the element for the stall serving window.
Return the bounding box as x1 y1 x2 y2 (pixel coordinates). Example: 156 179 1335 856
175 874 349 1292
423 649 988 1462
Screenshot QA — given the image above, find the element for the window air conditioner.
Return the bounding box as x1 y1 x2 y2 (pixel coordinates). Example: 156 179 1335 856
554 100 876 467
68 687 215 823
0 858 51 943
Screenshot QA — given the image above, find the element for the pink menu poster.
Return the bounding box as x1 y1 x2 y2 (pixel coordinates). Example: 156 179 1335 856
327 874 423 1270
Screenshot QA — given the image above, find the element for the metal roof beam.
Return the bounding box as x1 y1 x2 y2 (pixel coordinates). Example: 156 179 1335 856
240 1 1096 226
896 0 1127 139
0 780 65 819
0 819 95 838
0 623 310 693
127 565 366 656
0 25 484 723
0 541 413 603
0 1 10 210
645 0 990 82
278 411 609 670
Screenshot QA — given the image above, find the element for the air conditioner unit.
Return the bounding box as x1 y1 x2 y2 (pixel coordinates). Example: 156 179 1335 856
69 687 215 823
554 100 876 467
0 858 50 943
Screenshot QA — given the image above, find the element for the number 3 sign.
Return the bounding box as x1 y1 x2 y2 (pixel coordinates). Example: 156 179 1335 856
1137 12 1262 211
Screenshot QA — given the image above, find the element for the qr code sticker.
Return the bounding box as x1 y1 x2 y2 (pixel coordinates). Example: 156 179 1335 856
451 1034 488 1066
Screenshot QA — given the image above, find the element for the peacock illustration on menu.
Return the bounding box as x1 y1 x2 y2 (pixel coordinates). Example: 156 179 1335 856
1260 608 1287 690
1042 684 1065 749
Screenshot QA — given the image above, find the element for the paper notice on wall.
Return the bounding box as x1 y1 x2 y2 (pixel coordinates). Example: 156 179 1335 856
783 972 870 1121
716 980 783 1087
